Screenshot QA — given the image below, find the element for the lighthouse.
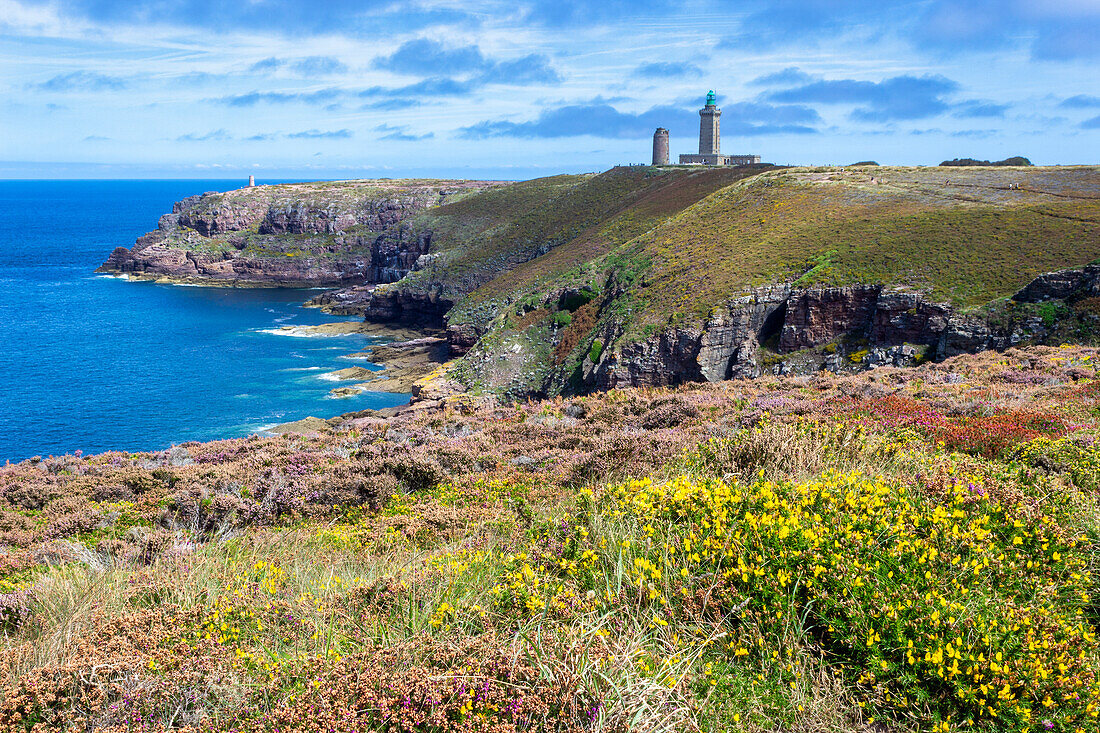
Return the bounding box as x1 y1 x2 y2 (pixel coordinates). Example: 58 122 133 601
676 91 761 166
698 90 720 156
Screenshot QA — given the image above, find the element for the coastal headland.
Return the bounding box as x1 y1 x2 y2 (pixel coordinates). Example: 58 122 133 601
99 164 1100 408
6 167 1100 731
11 1 1100 726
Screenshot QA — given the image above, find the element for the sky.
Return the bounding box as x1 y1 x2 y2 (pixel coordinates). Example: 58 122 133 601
1 0 1098 179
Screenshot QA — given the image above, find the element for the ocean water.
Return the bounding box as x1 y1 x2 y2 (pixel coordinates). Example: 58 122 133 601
0 180 408 462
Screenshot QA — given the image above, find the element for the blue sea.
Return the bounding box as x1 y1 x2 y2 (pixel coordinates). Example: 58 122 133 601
0 180 408 462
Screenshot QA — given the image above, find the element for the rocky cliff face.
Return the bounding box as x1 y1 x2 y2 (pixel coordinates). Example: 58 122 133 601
101 239 376 286
579 286 790 389
539 271 1096 394
98 181 501 287
365 287 453 326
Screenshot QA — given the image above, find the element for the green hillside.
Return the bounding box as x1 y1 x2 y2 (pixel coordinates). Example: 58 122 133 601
401 165 769 317
408 165 1100 396
440 166 1099 325
608 166 1100 329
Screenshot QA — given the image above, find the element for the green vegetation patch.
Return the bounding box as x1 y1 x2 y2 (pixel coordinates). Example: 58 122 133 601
443 166 767 325
599 167 1100 336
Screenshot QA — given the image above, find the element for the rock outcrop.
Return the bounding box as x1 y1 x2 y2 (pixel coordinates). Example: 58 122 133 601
779 285 876 351
98 181 503 288
572 272 1091 391
309 283 453 327
445 323 482 356
1013 264 1100 303
102 241 375 286
575 286 791 390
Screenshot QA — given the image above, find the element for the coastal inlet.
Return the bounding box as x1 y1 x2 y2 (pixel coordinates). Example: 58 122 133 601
0 180 424 462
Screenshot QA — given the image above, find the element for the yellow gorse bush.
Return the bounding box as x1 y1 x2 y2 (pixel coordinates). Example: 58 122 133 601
594 470 1100 732
1012 436 1100 492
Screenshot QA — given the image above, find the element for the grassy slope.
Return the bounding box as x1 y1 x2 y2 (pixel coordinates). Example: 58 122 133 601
600 166 1100 332
155 167 1100 312
445 166 767 324
4 346 1100 732
421 165 1098 396
390 166 768 322
368 166 1100 338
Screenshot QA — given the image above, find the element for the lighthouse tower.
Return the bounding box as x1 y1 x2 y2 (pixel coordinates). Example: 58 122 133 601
676 90 761 166
698 90 720 156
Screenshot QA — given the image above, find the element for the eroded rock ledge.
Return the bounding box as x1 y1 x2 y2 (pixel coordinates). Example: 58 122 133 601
448 265 1099 399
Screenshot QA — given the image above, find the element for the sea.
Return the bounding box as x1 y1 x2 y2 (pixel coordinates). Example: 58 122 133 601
0 180 409 463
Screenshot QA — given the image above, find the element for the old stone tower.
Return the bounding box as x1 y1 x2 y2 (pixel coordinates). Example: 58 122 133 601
698 90 720 155
652 127 670 165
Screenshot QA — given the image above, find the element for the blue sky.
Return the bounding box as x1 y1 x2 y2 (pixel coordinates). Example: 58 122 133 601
1 0 1097 179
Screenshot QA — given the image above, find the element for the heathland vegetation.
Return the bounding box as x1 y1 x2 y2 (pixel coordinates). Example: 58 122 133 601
4 345 1100 732
444 165 1100 328
429 165 1100 398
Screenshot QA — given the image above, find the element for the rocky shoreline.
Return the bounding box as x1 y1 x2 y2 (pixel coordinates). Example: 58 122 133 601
259 321 453 435
96 179 505 288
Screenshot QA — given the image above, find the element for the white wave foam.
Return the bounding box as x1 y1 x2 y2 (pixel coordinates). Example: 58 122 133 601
257 326 341 338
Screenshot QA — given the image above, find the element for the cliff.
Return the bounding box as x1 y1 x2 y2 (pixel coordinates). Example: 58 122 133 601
101 165 1100 397
431 165 1100 398
97 179 506 287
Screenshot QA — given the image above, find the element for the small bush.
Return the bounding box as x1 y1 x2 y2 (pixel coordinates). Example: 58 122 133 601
588 339 603 363
559 286 599 312
380 452 445 493
940 156 1033 166
640 397 700 429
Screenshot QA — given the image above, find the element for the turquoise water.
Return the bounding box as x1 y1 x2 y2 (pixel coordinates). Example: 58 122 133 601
0 180 407 462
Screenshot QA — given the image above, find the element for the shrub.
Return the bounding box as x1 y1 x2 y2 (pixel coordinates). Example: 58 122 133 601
559 285 599 312
1011 436 1100 491
940 157 1033 166
595 471 1099 731
0 590 32 632
639 396 700 429
588 339 604 363
380 451 445 493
